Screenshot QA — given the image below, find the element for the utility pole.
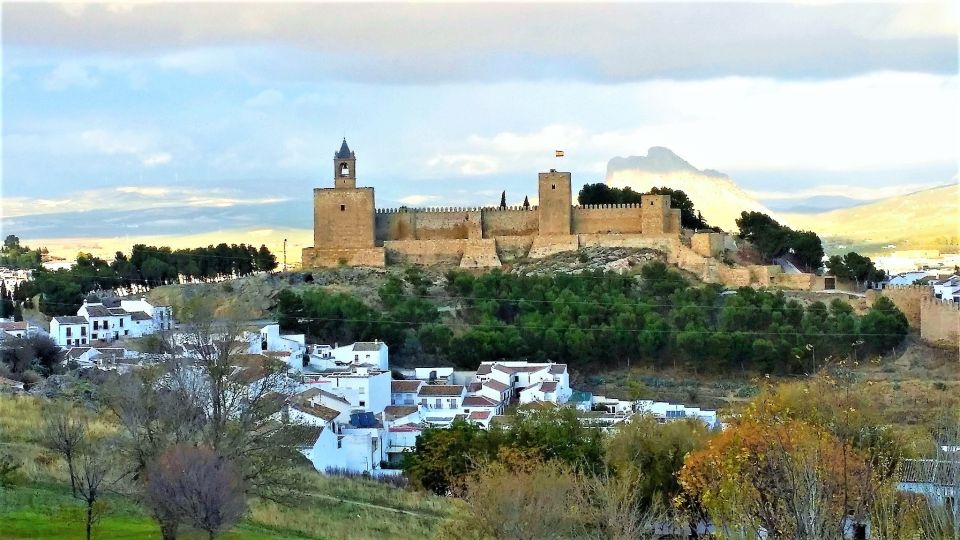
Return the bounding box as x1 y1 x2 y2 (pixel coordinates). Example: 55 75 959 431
283 238 287 272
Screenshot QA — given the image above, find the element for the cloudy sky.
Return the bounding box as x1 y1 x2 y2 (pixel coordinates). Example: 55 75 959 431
2 2 958 238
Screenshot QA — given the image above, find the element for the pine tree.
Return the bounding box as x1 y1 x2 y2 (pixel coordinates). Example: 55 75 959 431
523 196 530 209
499 191 507 209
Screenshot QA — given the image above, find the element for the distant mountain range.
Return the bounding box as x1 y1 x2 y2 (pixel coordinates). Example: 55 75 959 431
782 183 959 251
763 195 873 214
606 147 776 231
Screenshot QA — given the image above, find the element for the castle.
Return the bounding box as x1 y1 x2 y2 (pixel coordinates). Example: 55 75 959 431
302 139 687 269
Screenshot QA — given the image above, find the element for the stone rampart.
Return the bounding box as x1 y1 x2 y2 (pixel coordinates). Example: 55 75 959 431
691 232 725 258
494 236 535 262
571 204 644 234
867 285 928 329
301 247 386 268
528 235 579 259
920 296 960 349
481 207 540 238
460 239 502 269
382 238 502 268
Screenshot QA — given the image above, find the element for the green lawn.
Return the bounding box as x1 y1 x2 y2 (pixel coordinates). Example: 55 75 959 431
0 479 454 540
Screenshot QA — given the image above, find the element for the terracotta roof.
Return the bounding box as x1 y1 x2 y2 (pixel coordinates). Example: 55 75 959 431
389 423 422 433
466 381 482 392
540 381 558 392
392 380 423 393
468 411 491 421
130 311 153 321
353 342 383 352
53 316 87 325
483 380 509 392
549 364 567 374
383 405 419 420
295 388 322 400
476 364 493 375
900 459 960 486
290 402 341 422
83 304 112 317
462 395 498 407
0 321 27 331
418 384 465 397
107 307 129 316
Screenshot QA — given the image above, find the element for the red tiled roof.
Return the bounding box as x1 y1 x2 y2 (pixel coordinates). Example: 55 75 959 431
540 381 558 392
476 364 492 375
549 364 567 374
290 402 340 422
392 380 423 393
418 384 465 397
468 411 491 420
383 405 419 419
0 321 27 331
462 395 498 407
483 380 509 392
388 423 422 433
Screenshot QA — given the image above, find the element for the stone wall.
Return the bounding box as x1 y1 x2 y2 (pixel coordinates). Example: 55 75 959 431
481 207 540 237
494 235 535 262
528 235 579 259
383 239 501 268
375 208 483 241
313 187 376 249
867 285 928 329
920 296 960 348
691 232 725 258
572 204 644 234
302 247 385 268
460 240 502 269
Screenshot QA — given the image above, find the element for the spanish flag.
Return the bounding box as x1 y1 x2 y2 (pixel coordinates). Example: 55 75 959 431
555 150 565 157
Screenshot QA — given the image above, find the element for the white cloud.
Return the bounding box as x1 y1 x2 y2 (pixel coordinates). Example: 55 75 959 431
5 3 955 83
244 89 284 108
1 186 288 218
426 154 499 176
397 195 441 206
142 152 172 167
41 63 98 91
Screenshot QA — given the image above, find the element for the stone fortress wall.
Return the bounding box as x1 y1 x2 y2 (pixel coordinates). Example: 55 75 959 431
302 140 819 290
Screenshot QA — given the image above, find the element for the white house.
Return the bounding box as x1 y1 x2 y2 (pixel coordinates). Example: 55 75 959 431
412 367 454 384
473 361 572 404
246 323 307 368
933 276 960 302
50 316 89 347
306 340 389 371
300 366 391 414
0 321 32 340
417 384 467 426
118 297 174 332
635 400 720 428
391 379 424 406
78 303 133 342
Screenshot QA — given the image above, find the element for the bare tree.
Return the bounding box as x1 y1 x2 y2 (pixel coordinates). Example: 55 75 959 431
73 450 112 540
42 409 88 496
145 444 247 540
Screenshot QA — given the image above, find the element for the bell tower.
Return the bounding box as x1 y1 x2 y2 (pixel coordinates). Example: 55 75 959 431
334 138 356 189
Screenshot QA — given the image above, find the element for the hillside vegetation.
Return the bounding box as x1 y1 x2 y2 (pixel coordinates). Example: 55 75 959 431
782 183 959 253
0 394 458 540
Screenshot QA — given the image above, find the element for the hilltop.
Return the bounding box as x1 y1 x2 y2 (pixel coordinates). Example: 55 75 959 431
606 147 776 231
782 183 960 254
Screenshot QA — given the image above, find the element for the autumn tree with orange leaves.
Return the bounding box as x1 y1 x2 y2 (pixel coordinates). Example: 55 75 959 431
678 415 874 540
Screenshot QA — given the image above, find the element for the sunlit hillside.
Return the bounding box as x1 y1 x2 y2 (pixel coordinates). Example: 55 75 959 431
28 227 314 266
782 183 959 253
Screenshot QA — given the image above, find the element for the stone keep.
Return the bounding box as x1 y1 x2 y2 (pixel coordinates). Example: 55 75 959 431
537 170 572 235
314 139 375 250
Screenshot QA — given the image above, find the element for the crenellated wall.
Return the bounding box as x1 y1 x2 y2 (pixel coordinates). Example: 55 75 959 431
867 285 928 329
920 296 960 348
572 204 644 234
482 207 540 237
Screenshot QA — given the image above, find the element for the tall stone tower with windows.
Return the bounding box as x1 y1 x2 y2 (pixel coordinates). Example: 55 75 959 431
302 139 385 267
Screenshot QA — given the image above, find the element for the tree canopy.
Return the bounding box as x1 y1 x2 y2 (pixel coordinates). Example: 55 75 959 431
736 211 824 271
577 184 711 229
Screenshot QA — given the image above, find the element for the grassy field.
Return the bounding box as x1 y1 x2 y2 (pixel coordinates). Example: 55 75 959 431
0 394 458 540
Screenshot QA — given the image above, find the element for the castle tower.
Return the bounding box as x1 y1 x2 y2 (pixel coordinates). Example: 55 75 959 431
640 193 672 235
334 138 357 189
312 138 375 252
538 169 572 235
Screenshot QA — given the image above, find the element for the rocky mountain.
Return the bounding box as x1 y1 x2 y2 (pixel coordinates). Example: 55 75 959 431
605 147 775 231
782 183 959 251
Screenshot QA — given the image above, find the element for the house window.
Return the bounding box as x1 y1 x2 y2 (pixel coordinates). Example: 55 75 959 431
93 321 98 330
119 319 123 328
81 327 86 336
340 204 346 211
551 184 556 190
92 334 98 340
337 438 342 449
66 327 72 337
448 398 457 408
420 399 427 407
359 400 366 407
354 354 359 361
435 398 442 408
124 330 129 336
